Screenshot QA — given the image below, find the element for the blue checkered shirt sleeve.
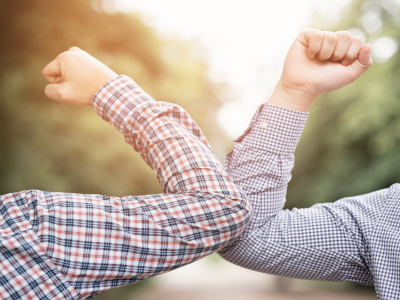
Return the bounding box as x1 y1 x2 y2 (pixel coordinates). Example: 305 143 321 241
219 103 400 299
0 75 251 299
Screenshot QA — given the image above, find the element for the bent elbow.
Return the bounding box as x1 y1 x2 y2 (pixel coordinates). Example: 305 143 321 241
216 190 252 248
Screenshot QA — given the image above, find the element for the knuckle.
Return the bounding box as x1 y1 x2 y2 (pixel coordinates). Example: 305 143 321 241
309 44 320 53
58 50 79 63
337 31 352 43
68 46 81 52
352 36 363 45
324 32 337 44
312 31 324 41
58 51 70 61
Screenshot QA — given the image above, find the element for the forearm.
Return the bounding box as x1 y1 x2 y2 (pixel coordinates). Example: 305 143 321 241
219 28 375 284
0 75 251 299
219 103 306 268
92 75 251 246
219 191 378 285
224 104 308 226
219 103 372 285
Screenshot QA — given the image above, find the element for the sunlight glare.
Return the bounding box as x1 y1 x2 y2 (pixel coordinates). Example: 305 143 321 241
116 0 351 137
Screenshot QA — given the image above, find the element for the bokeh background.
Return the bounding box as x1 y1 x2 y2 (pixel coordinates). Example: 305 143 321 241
1 0 399 299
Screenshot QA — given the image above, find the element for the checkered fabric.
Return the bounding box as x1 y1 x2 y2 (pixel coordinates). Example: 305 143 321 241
0 75 251 299
219 103 400 300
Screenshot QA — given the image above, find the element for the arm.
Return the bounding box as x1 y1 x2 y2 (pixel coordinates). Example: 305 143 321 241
219 30 377 284
0 48 251 299
224 29 372 220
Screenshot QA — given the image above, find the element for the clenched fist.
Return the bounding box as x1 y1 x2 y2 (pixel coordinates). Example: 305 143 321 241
42 47 118 106
270 29 373 112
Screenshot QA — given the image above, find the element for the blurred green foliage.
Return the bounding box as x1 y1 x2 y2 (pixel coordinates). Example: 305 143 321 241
0 2 230 297
288 0 400 209
0 0 229 198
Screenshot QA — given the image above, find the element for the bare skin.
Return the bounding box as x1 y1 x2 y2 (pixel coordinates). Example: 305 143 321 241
269 29 373 112
42 29 373 112
42 47 117 106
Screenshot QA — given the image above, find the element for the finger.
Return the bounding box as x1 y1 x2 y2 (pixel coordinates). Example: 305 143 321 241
298 29 324 59
53 75 63 84
44 83 62 102
44 82 70 103
357 44 373 67
331 31 352 62
68 46 83 53
42 58 61 83
341 36 363 66
317 31 338 60
69 46 92 59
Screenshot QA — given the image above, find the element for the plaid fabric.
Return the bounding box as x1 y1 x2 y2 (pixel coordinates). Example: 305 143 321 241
219 103 400 299
0 75 251 299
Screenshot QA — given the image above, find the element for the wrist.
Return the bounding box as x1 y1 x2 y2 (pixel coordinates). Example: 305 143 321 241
268 80 317 112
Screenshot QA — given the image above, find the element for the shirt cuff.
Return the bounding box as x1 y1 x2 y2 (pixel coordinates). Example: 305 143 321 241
91 75 154 134
236 104 309 155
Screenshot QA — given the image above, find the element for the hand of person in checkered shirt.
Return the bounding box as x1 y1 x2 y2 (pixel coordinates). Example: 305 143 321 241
269 29 374 112
42 47 118 106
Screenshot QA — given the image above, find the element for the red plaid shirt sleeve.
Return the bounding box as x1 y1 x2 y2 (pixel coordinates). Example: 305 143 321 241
0 75 251 299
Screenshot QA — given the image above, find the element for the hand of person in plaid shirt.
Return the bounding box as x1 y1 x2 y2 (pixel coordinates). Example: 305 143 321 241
0 47 251 299
42 47 118 106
